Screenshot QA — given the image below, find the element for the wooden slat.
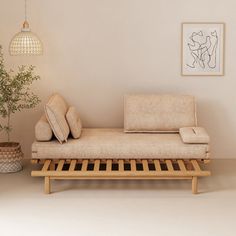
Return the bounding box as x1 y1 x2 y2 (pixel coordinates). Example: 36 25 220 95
106 160 112 171
119 160 124 171
166 160 174 171
31 159 39 164
69 160 77 171
81 160 88 172
142 160 149 172
130 160 136 171
57 160 65 171
94 160 100 171
42 160 51 172
191 160 201 172
177 160 186 172
154 160 161 171
50 162 55 171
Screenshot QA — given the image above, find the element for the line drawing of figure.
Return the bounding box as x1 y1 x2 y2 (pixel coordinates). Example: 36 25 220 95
186 30 218 70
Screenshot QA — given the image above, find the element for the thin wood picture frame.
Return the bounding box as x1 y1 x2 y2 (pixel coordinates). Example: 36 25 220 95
181 22 225 76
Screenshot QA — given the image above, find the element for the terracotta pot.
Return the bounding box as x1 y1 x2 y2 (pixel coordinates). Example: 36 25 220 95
0 142 23 173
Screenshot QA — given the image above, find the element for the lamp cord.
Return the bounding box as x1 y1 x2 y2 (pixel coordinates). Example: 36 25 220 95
25 0 27 21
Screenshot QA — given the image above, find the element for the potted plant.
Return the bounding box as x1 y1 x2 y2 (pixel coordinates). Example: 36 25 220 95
0 45 40 173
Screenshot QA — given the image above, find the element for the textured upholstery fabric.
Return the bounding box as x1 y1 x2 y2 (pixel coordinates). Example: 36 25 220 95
124 94 197 132
35 115 53 141
66 106 82 139
32 128 209 160
45 93 69 143
179 127 210 144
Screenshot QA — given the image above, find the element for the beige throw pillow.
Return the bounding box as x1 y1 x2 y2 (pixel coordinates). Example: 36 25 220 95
179 127 210 144
35 115 53 141
45 93 70 143
66 106 82 139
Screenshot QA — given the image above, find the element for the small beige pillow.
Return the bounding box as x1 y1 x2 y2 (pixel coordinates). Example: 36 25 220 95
179 127 210 144
45 93 70 144
66 106 82 139
35 115 53 141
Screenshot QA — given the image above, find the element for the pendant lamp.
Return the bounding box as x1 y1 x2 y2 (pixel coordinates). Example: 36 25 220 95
9 0 43 55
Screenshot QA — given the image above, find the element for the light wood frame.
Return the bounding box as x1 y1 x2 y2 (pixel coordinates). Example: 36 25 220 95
31 158 211 194
181 22 225 76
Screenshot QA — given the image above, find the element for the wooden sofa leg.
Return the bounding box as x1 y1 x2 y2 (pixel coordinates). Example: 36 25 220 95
45 177 51 194
192 177 198 194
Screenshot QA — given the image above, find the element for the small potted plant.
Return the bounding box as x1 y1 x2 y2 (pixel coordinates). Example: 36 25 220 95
0 45 40 173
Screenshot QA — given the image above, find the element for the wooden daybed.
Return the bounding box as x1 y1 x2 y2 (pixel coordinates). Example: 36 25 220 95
31 94 211 194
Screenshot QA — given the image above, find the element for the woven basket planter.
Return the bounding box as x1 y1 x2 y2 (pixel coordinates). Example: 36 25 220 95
0 142 23 173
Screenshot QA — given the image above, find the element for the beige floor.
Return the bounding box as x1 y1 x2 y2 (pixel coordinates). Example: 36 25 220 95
0 159 235 236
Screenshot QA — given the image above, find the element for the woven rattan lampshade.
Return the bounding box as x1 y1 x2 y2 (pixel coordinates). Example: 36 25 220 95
9 0 43 56
9 21 43 55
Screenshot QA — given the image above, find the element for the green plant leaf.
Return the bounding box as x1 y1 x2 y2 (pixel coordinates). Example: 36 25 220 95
0 45 41 142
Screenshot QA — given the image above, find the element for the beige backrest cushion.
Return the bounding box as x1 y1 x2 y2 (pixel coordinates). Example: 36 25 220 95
35 115 53 141
66 106 82 139
45 93 70 143
124 94 197 132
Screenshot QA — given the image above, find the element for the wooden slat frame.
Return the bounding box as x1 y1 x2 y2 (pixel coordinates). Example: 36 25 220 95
154 160 161 171
81 160 88 172
50 162 55 171
119 160 124 171
142 160 149 172
69 160 77 172
106 160 112 172
191 160 201 171
42 160 51 172
32 159 211 194
166 160 174 172
177 160 186 172
94 160 100 171
130 160 136 171
57 160 65 171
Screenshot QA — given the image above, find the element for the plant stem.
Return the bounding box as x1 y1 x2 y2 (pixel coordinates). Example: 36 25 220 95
7 107 10 143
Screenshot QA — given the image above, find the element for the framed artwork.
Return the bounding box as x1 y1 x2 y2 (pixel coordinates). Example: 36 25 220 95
181 22 225 76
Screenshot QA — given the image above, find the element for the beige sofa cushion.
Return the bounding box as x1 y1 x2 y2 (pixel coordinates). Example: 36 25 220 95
32 128 209 160
179 127 210 144
66 106 82 139
124 94 197 132
35 115 53 141
45 93 69 143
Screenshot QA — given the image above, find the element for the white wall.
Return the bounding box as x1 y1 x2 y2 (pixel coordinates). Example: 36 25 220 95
0 0 236 159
